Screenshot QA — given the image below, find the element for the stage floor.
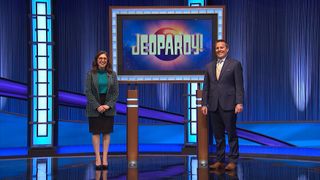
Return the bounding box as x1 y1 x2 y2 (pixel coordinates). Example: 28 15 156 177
0 155 320 180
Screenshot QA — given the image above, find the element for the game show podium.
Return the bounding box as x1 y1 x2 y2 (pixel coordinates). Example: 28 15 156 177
127 89 138 168
196 90 208 168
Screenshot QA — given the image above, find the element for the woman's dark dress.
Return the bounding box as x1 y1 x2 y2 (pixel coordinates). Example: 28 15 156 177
88 94 114 134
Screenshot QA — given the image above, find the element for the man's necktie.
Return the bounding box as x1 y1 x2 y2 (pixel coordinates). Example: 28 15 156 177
216 59 223 80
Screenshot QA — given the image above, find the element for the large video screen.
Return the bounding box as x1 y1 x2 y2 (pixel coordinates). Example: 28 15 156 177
117 14 217 75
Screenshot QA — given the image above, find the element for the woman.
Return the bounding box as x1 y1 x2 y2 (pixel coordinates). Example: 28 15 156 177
85 51 119 170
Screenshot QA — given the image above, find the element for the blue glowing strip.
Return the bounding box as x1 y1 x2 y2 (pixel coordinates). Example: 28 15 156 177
32 158 37 180
188 156 197 180
47 45 52 68
187 84 196 143
2 145 320 157
47 158 52 180
188 156 191 180
32 45 37 68
187 84 191 142
32 19 37 42
31 0 52 146
187 156 196 180
55 145 320 157
47 19 52 42
237 128 294 147
37 159 47 180
31 158 52 180
48 72 52 95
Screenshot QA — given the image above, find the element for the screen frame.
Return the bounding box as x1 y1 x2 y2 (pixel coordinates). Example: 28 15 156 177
109 6 225 83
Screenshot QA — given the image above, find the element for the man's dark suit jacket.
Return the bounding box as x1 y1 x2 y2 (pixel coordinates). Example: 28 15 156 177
202 57 244 111
85 70 119 117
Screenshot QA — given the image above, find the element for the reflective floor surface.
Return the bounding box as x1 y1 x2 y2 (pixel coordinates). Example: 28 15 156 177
0 155 320 180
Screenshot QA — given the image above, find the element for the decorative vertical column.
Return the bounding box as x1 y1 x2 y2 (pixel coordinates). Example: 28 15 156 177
28 157 56 180
127 168 138 180
182 82 199 154
197 167 209 179
196 89 208 168
29 0 56 156
185 0 206 147
127 89 138 168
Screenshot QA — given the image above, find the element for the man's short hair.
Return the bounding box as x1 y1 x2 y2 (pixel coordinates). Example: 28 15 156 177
215 39 229 48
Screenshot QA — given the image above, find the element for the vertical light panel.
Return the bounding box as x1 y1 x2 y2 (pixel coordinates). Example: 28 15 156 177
31 158 52 180
187 0 204 145
30 0 53 147
185 2 224 144
187 83 198 143
187 155 198 180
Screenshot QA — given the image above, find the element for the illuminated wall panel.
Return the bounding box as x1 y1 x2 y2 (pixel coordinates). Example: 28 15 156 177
30 0 54 147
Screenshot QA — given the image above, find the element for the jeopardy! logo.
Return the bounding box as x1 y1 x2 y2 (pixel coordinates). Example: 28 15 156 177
131 27 203 61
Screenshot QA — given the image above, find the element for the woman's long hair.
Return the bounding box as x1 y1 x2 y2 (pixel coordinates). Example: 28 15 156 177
91 51 112 74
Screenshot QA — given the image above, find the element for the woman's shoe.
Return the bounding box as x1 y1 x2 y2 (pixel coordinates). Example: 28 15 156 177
95 165 103 170
102 165 108 170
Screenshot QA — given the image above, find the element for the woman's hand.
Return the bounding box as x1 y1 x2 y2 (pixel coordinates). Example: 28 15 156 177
97 106 106 113
102 105 110 110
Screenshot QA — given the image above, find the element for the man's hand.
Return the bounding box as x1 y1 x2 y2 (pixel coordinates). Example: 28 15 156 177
201 106 208 115
235 104 243 114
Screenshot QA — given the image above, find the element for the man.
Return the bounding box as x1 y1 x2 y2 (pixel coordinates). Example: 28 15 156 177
201 39 244 171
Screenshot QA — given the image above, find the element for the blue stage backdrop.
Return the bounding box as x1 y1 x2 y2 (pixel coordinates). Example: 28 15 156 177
0 0 28 115
208 0 320 122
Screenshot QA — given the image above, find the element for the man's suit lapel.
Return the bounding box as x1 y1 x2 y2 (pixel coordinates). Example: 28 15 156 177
219 58 231 81
212 60 218 81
